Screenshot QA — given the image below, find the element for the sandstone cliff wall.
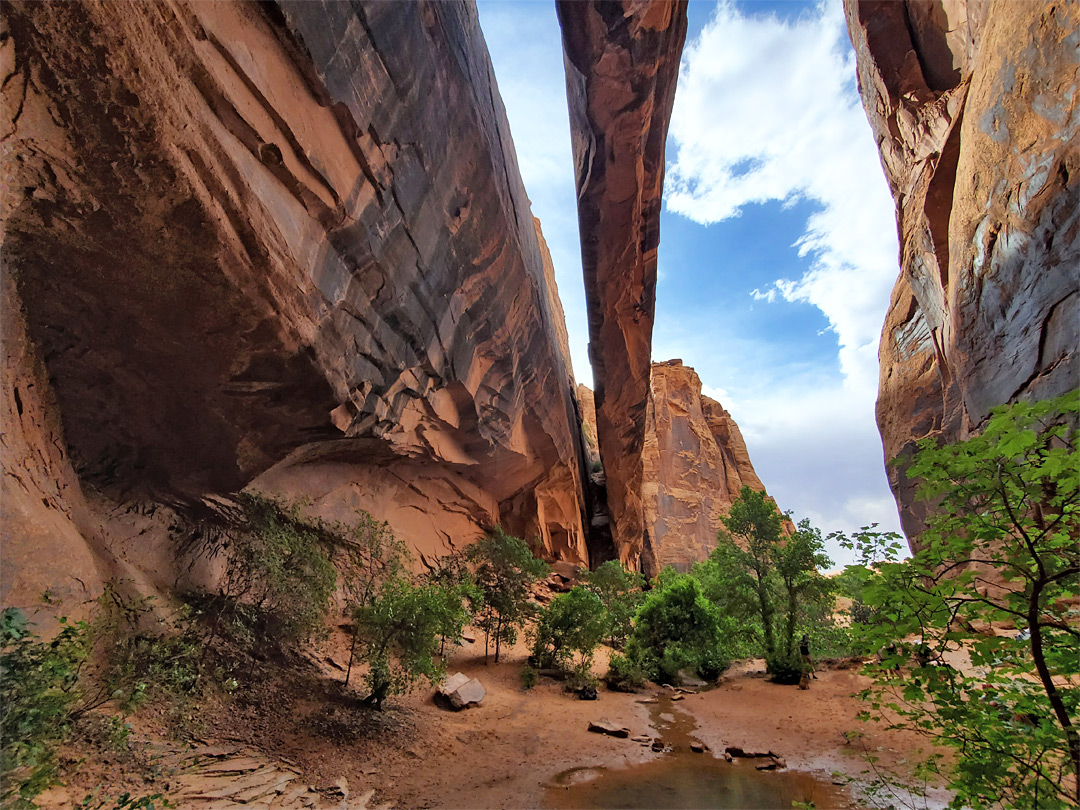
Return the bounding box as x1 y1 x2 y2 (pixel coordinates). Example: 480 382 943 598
642 361 767 573
1 0 590 612
557 0 688 571
582 362 769 575
846 0 1079 540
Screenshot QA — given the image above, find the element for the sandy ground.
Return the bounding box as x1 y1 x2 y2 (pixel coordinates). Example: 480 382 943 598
46 630 950 809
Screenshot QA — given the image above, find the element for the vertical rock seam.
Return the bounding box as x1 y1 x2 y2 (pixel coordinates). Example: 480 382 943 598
846 0 1079 542
556 0 689 571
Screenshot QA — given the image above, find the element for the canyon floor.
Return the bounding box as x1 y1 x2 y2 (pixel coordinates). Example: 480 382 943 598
41 630 951 810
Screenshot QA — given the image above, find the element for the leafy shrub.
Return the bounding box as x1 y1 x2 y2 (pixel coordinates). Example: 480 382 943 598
217 494 338 643
530 587 605 673
851 392 1080 809
625 575 723 684
763 649 804 685
520 665 538 690
1 609 90 808
604 652 647 692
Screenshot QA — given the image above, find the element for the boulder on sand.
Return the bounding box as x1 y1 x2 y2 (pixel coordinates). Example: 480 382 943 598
435 673 485 710
588 719 630 738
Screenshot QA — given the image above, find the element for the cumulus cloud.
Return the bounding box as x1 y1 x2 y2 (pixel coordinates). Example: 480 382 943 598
666 0 899 396
661 0 905 563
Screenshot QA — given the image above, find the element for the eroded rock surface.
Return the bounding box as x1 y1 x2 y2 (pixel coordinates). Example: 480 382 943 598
642 361 767 573
557 0 688 570
580 362 770 574
846 0 1080 538
1 0 589 609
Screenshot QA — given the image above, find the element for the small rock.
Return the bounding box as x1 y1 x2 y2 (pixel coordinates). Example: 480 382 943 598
631 735 651 743
460 634 476 644
651 739 666 752
723 752 734 762
436 673 485 710
670 693 685 702
588 719 630 738
635 698 658 705
690 742 708 753
577 685 598 700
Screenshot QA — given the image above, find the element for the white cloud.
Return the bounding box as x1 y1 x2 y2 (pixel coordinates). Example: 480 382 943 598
666 0 899 397
657 0 906 564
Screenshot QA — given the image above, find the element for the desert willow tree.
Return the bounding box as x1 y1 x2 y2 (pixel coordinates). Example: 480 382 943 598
850 392 1079 809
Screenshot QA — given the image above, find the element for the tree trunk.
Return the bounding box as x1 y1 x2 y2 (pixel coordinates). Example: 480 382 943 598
495 615 502 663
1029 578 1080 802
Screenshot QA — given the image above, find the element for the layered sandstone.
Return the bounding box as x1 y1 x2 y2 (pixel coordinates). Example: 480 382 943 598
581 363 769 575
642 361 767 573
1 0 589 611
557 0 688 570
846 0 1080 539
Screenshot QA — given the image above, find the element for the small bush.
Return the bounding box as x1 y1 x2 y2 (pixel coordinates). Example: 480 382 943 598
604 652 647 692
695 647 729 682
764 649 805 685
530 587 605 674
1 608 90 808
626 575 723 684
520 665 538 690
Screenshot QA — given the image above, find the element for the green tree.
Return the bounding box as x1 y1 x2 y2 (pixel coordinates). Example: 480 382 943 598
851 392 1079 809
352 579 470 710
468 529 549 663
583 560 645 648
624 574 725 684
530 587 606 677
696 487 832 680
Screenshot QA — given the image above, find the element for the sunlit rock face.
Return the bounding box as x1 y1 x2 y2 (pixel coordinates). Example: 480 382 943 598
557 0 688 571
846 0 1080 540
0 0 590 610
580 362 769 576
642 361 767 574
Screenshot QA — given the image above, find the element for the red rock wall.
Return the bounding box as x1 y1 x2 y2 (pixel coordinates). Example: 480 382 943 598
846 0 1079 540
0 0 590 611
557 0 688 571
642 361 767 573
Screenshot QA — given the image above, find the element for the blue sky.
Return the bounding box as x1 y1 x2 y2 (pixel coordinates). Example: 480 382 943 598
476 0 904 566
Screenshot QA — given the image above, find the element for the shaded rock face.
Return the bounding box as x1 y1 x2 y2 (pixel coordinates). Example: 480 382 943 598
846 0 1080 540
557 0 688 571
1 0 589 610
642 361 767 574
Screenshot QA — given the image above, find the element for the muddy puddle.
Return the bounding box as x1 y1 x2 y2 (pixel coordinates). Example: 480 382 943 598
545 694 852 809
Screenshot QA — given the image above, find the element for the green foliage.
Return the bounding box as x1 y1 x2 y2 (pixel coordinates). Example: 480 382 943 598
520 665 538 690
1 609 90 808
603 651 648 692
352 578 470 710
624 575 726 684
219 494 338 643
693 487 833 678
850 392 1080 809
530 587 606 674
80 790 169 809
467 529 549 663
94 587 203 711
583 560 645 649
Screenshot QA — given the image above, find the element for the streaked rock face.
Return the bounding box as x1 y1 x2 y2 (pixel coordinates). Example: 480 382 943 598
846 0 1080 539
0 0 589 610
581 362 770 575
557 0 688 571
642 361 767 574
